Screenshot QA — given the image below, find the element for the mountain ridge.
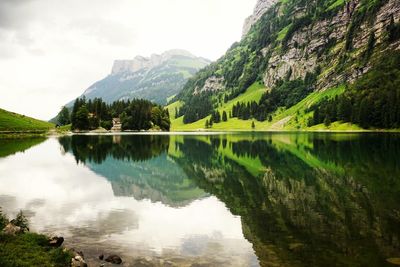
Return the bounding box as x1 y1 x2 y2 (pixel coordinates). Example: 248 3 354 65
65 49 210 108
111 49 200 74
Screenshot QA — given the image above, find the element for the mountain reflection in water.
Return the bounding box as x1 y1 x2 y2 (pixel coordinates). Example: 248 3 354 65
0 133 399 266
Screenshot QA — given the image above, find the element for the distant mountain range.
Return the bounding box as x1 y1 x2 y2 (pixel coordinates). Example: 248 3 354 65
68 49 210 106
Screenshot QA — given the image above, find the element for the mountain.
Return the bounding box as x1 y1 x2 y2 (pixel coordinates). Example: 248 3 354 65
0 108 54 133
170 0 400 131
72 49 210 106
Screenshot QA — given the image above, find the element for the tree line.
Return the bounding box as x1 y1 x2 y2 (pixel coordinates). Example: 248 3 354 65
57 97 170 131
308 51 400 129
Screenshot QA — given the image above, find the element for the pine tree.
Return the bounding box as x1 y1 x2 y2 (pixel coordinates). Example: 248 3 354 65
74 106 90 130
58 106 71 126
251 121 255 129
313 107 320 125
337 97 352 122
205 120 209 129
13 210 29 231
0 207 8 229
365 31 375 60
387 15 400 43
324 116 331 127
222 111 228 122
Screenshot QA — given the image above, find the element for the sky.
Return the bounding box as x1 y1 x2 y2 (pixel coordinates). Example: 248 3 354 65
0 0 257 120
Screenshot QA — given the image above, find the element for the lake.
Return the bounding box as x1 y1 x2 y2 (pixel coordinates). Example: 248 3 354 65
0 133 399 266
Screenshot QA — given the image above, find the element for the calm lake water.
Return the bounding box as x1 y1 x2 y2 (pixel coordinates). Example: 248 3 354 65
0 133 399 266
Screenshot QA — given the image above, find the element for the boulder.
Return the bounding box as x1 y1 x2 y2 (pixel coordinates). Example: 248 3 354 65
99 254 104 260
49 236 64 247
105 255 122 264
3 223 23 235
71 255 87 267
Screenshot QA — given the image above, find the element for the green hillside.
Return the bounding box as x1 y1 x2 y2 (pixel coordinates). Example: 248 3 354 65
171 0 400 131
0 108 54 133
169 83 365 131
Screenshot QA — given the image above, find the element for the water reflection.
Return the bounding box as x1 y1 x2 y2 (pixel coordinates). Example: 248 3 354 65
59 135 207 207
0 137 256 266
0 133 399 266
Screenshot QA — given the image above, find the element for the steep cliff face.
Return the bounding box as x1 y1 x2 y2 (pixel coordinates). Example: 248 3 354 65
174 0 400 128
242 0 277 38
264 0 400 89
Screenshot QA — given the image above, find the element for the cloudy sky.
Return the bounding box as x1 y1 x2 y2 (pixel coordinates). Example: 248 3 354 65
0 0 257 120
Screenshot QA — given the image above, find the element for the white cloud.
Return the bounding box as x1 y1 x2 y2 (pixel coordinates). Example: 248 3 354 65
0 0 256 120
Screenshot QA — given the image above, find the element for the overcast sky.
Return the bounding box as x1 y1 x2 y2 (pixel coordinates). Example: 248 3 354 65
0 0 257 120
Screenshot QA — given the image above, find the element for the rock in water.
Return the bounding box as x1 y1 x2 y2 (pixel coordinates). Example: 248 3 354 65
387 258 400 265
49 236 64 247
99 254 104 260
71 255 87 267
105 255 122 264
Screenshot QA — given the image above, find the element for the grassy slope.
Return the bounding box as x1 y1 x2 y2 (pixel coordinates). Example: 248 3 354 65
0 108 54 133
0 233 71 267
169 83 365 131
166 100 184 119
170 82 267 131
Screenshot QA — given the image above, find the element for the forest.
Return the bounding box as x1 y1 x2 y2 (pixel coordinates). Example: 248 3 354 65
309 51 400 129
57 97 170 131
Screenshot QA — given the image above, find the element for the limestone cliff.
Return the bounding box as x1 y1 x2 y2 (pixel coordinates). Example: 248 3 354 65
263 0 400 89
242 0 277 38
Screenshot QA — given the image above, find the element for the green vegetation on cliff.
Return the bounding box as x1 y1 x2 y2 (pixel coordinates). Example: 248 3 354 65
171 0 400 131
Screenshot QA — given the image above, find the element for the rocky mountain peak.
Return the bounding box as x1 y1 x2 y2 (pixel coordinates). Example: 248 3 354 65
242 0 277 38
111 49 196 75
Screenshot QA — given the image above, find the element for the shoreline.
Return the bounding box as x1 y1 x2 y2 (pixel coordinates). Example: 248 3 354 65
1 128 400 138
0 129 400 139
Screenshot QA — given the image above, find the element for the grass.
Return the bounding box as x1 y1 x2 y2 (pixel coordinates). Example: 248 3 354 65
0 108 54 133
308 121 364 131
56 124 71 133
166 100 184 120
271 85 346 130
170 82 267 131
326 0 346 11
169 84 382 132
277 24 291 41
0 233 72 267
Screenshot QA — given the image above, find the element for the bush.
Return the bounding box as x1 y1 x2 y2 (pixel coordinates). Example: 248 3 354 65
0 208 8 230
12 210 29 231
